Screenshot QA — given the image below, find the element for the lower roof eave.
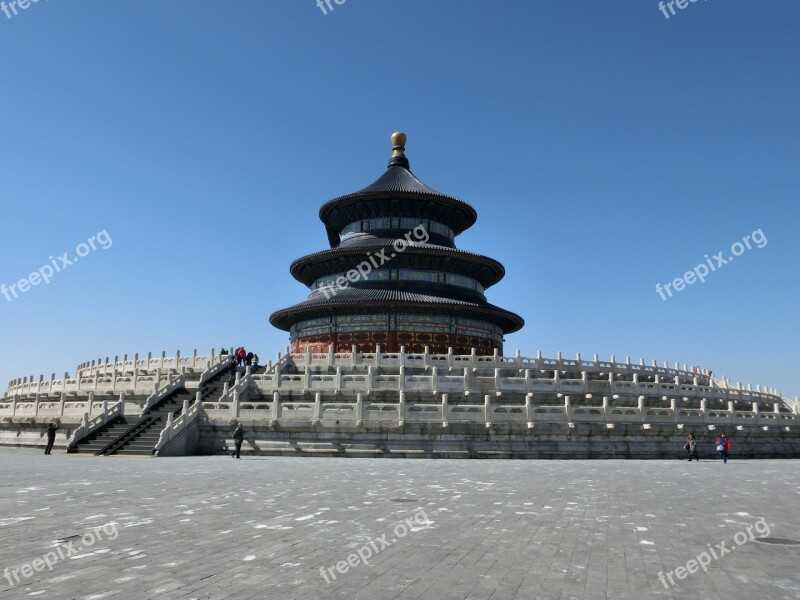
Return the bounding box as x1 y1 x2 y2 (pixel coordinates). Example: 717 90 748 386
269 301 524 335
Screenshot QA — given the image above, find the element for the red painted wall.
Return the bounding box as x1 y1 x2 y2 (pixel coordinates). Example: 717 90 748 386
291 331 501 355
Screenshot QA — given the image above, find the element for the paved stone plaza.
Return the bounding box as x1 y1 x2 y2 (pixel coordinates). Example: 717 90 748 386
0 449 798 600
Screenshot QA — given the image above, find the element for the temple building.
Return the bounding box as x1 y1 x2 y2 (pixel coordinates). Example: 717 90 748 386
269 133 524 355
1 132 798 459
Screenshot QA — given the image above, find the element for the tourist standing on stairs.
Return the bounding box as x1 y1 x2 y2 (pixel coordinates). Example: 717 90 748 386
685 433 699 461
232 423 244 459
253 354 259 371
716 432 731 463
44 422 58 455
237 347 246 367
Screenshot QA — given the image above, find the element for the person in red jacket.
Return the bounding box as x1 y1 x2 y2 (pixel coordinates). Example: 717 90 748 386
716 432 732 463
236 346 246 367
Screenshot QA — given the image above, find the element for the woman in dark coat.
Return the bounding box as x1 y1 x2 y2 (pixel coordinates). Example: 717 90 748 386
44 422 59 455
685 433 699 461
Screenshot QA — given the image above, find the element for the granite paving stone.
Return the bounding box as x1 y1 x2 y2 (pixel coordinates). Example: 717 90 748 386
0 449 798 599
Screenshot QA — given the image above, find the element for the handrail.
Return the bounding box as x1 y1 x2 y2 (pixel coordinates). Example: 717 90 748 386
65 400 124 451
199 356 233 386
215 367 252 405
142 374 186 414
267 351 292 375
154 397 202 456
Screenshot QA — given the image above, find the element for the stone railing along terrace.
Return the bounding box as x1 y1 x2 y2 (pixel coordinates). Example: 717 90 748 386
3 348 796 429
4 350 237 399
73 349 229 378
200 348 798 430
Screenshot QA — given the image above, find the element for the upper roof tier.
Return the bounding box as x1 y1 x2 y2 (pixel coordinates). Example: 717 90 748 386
290 242 507 289
319 133 478 248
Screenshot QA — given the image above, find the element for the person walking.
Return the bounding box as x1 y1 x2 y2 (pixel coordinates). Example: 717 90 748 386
231 423 244 459
236 347 246 367
685 433 699 461
716 432 731 463
44 422 58 455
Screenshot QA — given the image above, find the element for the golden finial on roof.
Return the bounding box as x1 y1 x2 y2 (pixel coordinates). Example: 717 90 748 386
391 132 407 157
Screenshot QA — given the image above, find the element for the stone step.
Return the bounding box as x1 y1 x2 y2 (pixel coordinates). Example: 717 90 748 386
127 433 160 440
130 436 160 443
112 449 154 456
90 431 125 439
341 448 383 456
84 436 118 442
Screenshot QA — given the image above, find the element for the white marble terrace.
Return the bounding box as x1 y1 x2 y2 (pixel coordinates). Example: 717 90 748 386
3 347 798 429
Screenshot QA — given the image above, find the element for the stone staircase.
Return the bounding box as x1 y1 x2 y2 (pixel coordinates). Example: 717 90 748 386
68 416 136 455
68 365 233 456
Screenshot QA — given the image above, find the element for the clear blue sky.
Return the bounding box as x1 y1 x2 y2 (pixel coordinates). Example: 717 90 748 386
1 1 798 400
